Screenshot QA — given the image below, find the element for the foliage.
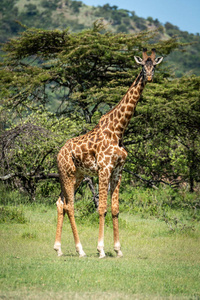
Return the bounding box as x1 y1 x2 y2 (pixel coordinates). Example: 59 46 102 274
1 23 173 120
119 185 200 224
0 114 81 199
125 75 200 192
0 0 21 43
0 206 27 223
165 22 200 77
0 0 199 77
0 182 29 205
0 23 177 197
0 22 199 200
75 183 200 229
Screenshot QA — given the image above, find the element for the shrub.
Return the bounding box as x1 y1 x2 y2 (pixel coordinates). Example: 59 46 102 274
0 183 29 206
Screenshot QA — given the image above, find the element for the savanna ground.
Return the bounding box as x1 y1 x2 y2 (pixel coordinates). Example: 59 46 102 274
0 185 200 299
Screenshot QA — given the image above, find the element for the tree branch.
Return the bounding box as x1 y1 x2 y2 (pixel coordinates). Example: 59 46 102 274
0 172 59 181
123 168 159 189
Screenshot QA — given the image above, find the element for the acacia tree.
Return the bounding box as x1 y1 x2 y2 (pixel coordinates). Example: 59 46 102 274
0 22 177 120
0 22 190 199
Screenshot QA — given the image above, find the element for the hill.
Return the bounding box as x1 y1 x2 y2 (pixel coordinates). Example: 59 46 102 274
0 0 200 76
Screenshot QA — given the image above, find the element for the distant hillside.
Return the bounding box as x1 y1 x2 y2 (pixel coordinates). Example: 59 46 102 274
1 0 200 76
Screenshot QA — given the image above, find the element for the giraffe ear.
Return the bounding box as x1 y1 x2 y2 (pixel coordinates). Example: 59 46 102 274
134 56 144 65
153 56 163 65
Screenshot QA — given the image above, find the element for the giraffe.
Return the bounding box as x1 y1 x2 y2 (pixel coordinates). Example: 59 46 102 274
54 48 163 258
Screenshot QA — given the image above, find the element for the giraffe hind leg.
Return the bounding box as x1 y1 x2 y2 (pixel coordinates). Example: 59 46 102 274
97 169 110 259
56 154 86 257
54 194 65 256
55 145 86 257
110 170 123 258
62 174 86 257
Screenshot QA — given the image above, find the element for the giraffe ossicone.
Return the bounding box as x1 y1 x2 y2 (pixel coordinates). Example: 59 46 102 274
54 49 163 258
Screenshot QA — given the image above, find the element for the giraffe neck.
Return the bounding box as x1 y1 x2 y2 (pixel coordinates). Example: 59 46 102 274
104 71 146 140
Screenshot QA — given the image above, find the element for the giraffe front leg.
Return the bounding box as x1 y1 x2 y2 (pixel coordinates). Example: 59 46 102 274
111 172 123 258
54 196 65 256
97 169 109 259
97 211 106 259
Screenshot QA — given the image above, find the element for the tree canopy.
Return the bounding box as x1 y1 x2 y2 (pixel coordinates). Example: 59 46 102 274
1 0 200 77
0 22 199 199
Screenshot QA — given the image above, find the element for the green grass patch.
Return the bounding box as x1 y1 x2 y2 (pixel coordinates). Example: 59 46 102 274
0 201 200 299
0 206 27 224
21 231 37 239
0 186 199 298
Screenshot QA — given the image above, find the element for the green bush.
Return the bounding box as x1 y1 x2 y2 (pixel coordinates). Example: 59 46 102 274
119 185 200 231
0 183 29 206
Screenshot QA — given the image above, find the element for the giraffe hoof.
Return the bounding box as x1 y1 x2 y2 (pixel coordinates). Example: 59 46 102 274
97 246 106 259
99 253 106 259
114 248 123 258
76 244 86 258
54 248 63 257
116 252 123 258
54 243 63 256
79 252 87 258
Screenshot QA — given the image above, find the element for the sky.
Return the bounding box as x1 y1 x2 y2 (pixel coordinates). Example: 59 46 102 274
81 0 200 34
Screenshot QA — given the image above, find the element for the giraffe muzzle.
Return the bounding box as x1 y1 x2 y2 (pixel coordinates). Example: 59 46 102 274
147 76 153 82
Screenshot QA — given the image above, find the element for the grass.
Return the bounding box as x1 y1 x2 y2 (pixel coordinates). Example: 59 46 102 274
0 197 200 299
0 206 27 224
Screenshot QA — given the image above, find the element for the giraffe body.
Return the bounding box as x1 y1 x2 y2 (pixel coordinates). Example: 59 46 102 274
54 49 163 258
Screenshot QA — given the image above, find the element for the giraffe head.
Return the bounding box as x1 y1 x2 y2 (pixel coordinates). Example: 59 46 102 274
134 48 163 82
